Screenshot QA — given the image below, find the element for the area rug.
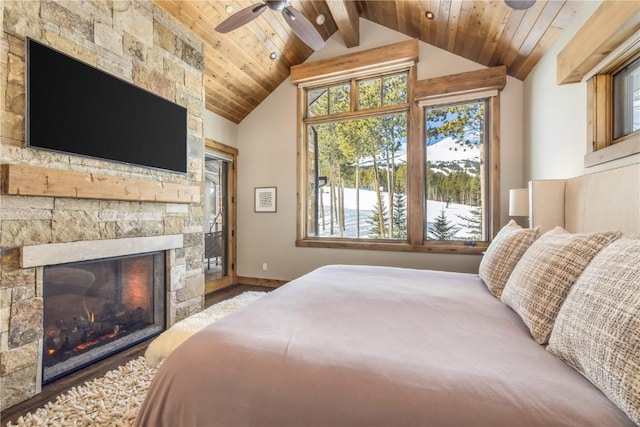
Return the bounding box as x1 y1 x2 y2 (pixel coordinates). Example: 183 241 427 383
5 291 265 427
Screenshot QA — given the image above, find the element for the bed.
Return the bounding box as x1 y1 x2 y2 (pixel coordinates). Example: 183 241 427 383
135 164 639 426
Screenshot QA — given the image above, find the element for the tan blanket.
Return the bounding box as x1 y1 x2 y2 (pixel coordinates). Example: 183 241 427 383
135 265 633 426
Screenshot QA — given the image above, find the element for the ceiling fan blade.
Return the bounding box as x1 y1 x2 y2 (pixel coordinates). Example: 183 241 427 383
282 6 325 51
215 3 267 33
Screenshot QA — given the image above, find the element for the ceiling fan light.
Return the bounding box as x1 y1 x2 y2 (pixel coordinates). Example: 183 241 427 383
266 0 287 12
316 14 325 26
504 0 535 10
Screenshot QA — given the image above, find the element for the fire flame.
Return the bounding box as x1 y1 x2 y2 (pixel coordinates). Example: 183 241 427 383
47 349 56 356
82 298 95 323
75 340 99 351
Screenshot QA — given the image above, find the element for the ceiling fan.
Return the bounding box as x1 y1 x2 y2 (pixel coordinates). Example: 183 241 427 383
215 0 325 51
504 0 536 10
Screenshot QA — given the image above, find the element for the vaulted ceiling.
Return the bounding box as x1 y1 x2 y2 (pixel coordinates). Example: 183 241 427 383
153 1 581 124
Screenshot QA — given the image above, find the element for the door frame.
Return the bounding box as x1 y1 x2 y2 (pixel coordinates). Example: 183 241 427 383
204 139 238 293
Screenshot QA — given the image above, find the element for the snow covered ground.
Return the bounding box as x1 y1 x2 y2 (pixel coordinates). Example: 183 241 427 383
316 187 478 239
426 137 479 162
315 137 481 239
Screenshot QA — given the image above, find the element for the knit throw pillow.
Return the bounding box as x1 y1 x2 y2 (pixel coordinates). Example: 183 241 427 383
548 237 640 424
479 220 540 298
500 227 621 344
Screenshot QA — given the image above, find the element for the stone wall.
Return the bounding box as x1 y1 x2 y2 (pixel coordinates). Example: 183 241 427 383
0 0 205 410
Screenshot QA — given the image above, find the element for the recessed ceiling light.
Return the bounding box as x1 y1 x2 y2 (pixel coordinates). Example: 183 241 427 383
225 5 233 14
270 52 278 60
316 14 326 25
425 11 435 20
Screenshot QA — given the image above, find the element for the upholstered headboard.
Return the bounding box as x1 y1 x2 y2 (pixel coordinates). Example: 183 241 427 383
529 164 640 236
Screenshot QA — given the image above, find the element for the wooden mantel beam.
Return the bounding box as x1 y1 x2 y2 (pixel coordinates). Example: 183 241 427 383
325 0 360 48
0 164 200 204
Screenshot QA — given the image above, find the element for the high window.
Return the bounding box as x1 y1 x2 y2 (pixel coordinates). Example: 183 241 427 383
585 52 640 167
613 56 640 140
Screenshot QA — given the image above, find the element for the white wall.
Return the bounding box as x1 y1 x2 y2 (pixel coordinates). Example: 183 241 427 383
210 19 525 281
523 0 640 181
204 109 238 148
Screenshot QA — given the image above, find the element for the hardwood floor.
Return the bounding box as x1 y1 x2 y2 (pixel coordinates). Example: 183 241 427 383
0 284 271 426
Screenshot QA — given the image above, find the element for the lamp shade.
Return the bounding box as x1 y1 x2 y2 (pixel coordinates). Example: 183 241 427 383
509 188 529 217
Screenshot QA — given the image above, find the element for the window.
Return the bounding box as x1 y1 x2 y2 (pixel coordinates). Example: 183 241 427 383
424 99 489 242
292 41 504 253
307 83 350 117
305 73 409 241
613 56 640 140
556 0 640 167
585 52 640 167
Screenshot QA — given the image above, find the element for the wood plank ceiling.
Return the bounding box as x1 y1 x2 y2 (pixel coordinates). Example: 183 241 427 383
154 1 581 124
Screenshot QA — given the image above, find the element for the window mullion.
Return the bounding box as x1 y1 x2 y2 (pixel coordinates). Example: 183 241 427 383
303 104 409 126
489 96 501 239
407 65 423 245
350 78 358 112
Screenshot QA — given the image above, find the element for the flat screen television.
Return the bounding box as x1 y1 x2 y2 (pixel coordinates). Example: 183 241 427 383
26 38 188 174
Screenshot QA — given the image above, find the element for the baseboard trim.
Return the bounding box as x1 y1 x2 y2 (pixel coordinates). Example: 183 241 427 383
236 276 287 288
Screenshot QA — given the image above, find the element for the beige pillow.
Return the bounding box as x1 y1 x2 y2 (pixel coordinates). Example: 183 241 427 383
479 220 540 298
548 238 640 424
501 227 621 344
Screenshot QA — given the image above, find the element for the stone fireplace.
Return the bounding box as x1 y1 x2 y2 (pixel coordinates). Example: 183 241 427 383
1 0 206 411
12 234 186 391
42 252 165 383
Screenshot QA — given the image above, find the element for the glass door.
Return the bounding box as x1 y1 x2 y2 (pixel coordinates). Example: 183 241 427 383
204 143 237 292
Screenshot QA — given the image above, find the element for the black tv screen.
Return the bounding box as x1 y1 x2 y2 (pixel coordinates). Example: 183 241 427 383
27 38 187 174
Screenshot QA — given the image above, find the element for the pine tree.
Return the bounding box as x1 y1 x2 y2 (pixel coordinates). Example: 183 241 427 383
367 198 389 238
391 192 407 239
430 207 457 240
456 206 482 240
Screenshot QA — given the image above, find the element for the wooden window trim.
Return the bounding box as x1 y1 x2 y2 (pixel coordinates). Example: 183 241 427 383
556 1 640 167
584 50 640 167
411 96 501 252
415 67 504 247
294 47 505 254
291 39 418 86
556 1 640 85
414 65 507 99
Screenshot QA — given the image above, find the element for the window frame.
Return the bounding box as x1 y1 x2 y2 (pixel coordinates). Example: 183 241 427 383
297 69 413 250
585 49 640 167
412 83 502 253
612 56 640 140
555 0 640 168
421 97 491 243
293 41 505 254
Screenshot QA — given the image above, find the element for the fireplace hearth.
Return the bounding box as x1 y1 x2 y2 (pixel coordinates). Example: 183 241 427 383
42 252 165 383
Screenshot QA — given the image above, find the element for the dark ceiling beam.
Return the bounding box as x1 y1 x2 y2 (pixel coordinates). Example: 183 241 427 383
325 0 360 48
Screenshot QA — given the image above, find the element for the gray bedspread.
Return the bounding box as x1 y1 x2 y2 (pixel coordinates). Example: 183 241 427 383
135 265 633 426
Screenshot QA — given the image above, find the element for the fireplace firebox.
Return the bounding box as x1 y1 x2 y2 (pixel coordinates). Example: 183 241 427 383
42 252 165 383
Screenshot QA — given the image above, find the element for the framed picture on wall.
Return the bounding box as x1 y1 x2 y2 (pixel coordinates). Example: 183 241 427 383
255 187 277 213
